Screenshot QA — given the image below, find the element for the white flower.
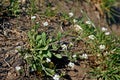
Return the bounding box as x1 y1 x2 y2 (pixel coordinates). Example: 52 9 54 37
46 58 51 63
31 16 36 19
16 46 21 49
105 32 110 35
43 21 49 26
88 35 95 40
68 62 75 68
99 45 105 50
72 54 77 58
36 22 39 24
81 53 88 59
61 44 67 50
15 66 21 71
85 21 92 24
101 27 107 32
69 12 74 17
53 74 60 80
73 19 77 23
73 24 83 32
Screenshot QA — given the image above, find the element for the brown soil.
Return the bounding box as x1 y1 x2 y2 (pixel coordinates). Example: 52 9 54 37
0 0 120 80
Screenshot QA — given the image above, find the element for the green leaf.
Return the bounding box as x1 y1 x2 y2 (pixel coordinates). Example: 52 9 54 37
54 53 62 58
47 38 52 44
38 51 43 59
47 51 52 57
32 64 37 71
114 75 120 80
52 44 58 50
33 56 38 60
36 45 48 50
28 31 32 39
41 45 48 50
42 32 46 45
45 68 55 76
36 39 42 48
43 54 48 58
57 32 61 40
36 35 41 41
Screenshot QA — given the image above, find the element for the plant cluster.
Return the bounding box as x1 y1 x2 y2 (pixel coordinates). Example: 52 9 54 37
0 0 21 16
19 20 78 79
19 9 120 80
8 0 120 80
77 14 120 80
20 23 61 77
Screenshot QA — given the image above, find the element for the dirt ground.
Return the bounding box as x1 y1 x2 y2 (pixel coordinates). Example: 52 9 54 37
0 0 120 80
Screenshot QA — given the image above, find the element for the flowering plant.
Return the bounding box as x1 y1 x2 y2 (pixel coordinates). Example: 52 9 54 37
19 24 63 77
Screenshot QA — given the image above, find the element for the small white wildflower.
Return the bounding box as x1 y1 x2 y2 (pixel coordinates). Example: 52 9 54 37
53 74 60 80
69 12 74 17
31 16 36 19
73 19 77 23
46 58 51 63
74 24 83 32
43 21 49 26
68 62 75 68
81 53 88 59
15 66 21 71
99 45 105 50
101 27 107 32
88 35 95 40
16 46 22 50
61 44 67 50
105 32 110 35
85 21 92 24
72 54 77 58
36 22 39 24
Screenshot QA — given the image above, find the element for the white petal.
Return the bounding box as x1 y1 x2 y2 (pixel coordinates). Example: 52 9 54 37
82 53 88 59
72 55 77 58
73 19 77 23
15 66 21 71
61 44 67 50
85 21 92 24
68 62 74 68
53 74 60 80
43 21 49 26
69 12 74 17
88 35 95 40
31 16 36 19
105 32 110 35
46 58 51 63
101 27 107 32
73 24 83 32
99 45 105 50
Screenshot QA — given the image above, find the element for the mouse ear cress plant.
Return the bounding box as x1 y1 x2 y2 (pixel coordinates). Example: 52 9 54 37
19 23 63 77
